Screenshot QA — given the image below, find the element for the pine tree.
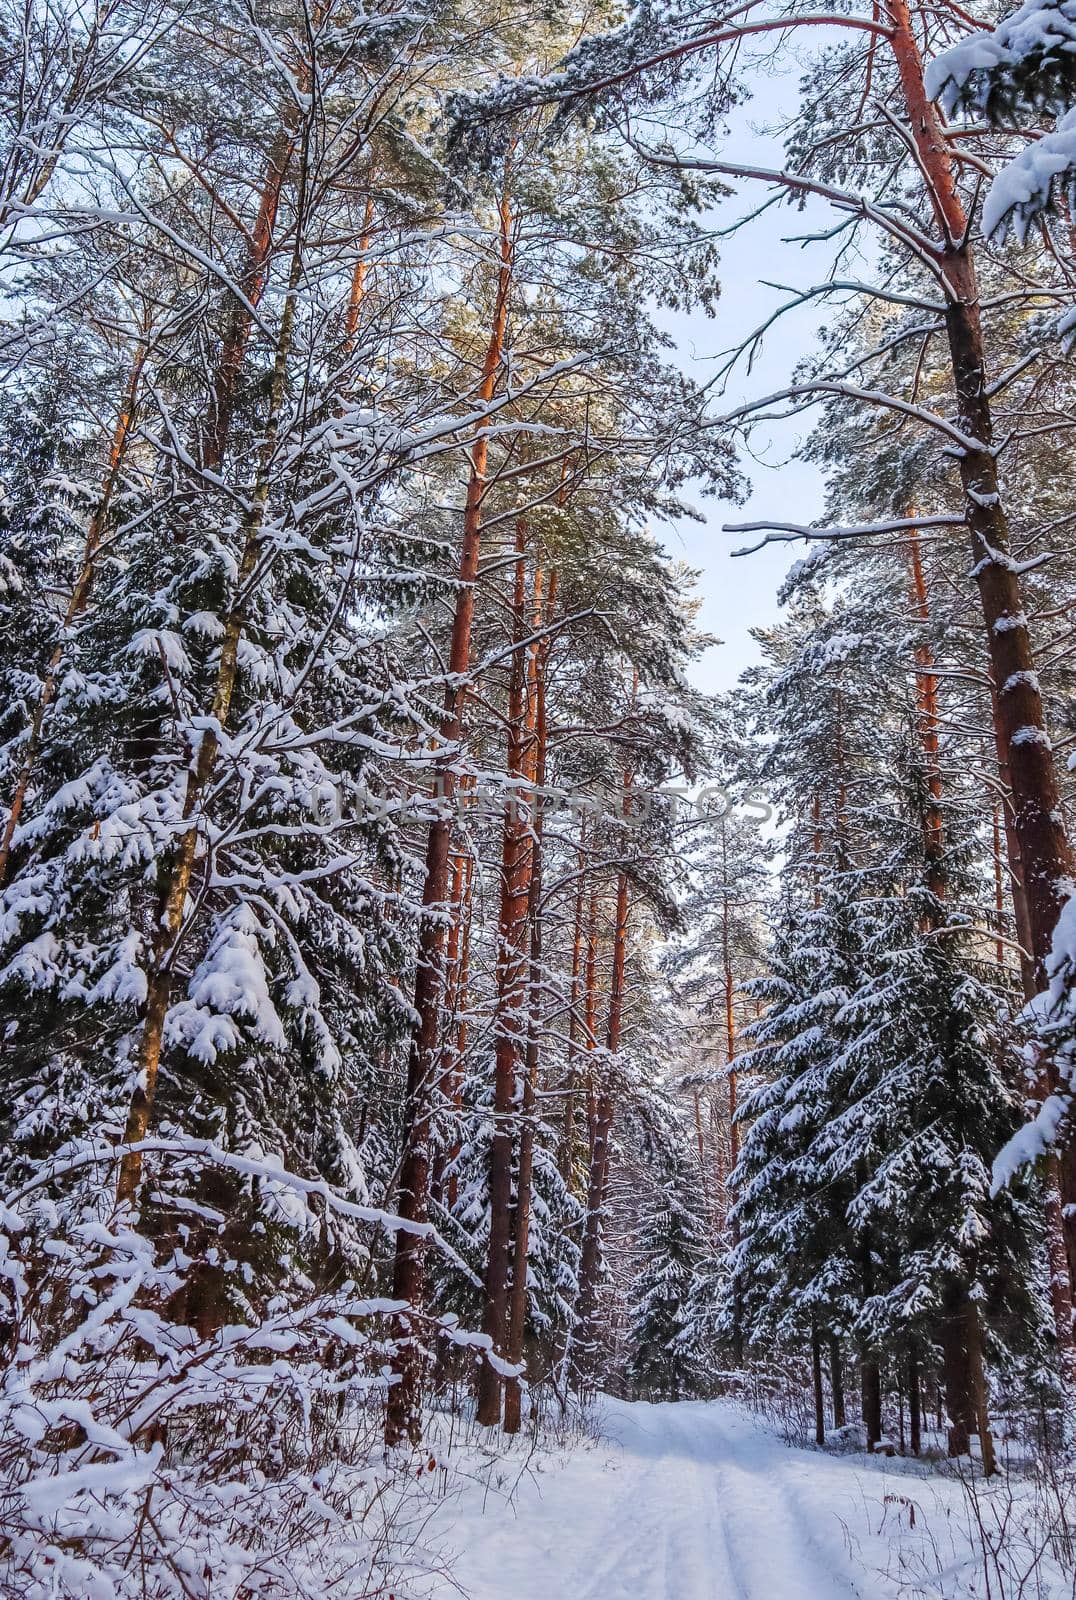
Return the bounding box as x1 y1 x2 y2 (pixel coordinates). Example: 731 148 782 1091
455 0 1076 1311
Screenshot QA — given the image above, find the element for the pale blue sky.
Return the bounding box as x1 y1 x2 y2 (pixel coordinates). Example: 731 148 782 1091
657 70 836 694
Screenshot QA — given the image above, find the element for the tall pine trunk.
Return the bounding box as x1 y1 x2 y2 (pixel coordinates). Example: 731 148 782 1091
575 859 630 1382
476 525 534 1428
940 1282 995 1471
811 1325 826 1446
861 1358 883 1452
907 518 945 898
560 833 589 1183
720 818 743 1361
829 1336 846 1429
446 852 474 1216
908 1346 922 1457
888 1 1076 1316
343 195 376 352
385 194 513 1448
203 126 295 471
941 1281 972 1457
504 565 553 1434
906 525 1004 1464
431 848 469 1209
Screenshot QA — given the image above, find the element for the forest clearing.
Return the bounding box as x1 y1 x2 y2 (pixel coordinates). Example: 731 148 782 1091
1 0 1076 1591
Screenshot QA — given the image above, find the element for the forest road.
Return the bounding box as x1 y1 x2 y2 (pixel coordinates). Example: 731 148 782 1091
441 1396 887 1599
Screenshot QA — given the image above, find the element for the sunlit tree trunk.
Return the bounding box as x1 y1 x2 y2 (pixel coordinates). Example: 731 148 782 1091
888 9 1076 1321
888 0 1074 977
343 194 376 351
431 848 469 1209
385 193 513 1448
447 850 475 1216
203 126 295 471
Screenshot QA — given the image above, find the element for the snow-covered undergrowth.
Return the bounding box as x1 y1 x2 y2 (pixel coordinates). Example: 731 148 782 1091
0 1144 467 1598
863 1456 1076 1599
732 1369 1076 1597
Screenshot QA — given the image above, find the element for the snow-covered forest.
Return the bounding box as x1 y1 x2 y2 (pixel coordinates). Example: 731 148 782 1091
1 0 1076 1592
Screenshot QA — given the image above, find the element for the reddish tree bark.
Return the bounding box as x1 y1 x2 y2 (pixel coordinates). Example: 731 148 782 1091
447 850 475 1215
987 704 1038 998
991 801 1007 969
203 127 295 471
476 525 534 1428
430 847 469 1209
504 565 553 1434
909 524 1074 1373
575 856 630 1379
385 193 513 1448
343 195 376 351
887 0 1075 982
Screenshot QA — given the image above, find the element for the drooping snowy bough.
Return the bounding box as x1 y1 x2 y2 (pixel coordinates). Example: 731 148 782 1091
927 0 1076 316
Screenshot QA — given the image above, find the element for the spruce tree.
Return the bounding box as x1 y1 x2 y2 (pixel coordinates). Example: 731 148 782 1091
628 1155 710 1401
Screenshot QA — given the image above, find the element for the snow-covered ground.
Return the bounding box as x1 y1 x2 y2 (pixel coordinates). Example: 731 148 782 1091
434 1396 1072 1599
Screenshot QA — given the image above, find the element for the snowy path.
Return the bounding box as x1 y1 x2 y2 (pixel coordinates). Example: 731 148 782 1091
437 1397 954 1600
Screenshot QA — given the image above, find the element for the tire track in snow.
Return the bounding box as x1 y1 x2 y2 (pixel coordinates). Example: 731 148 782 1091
691 1411 863 1599
441 1397 888 1600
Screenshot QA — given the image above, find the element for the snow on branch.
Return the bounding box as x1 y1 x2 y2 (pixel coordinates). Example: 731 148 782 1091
928 0 1076 278
7 1134 480 1279
717 379 989 454
447 9 895 165
724 513 966 556
927 0 1076 122
982 111 1076 243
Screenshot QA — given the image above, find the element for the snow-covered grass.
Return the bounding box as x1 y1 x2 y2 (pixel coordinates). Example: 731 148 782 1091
427 1395 1076 1600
